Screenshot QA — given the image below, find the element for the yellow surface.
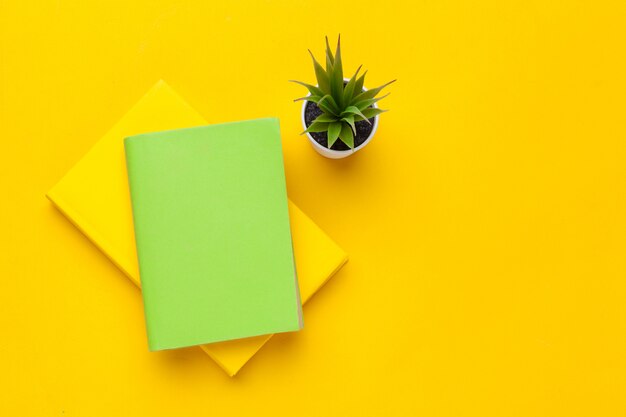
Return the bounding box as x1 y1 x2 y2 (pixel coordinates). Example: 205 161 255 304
46 80 348 376
1 0 626 415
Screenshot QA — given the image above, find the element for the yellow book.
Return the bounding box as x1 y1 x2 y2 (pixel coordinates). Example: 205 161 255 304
46 80 347 376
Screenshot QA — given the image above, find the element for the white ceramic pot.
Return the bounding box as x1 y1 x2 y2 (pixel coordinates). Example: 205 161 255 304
301 79 379 159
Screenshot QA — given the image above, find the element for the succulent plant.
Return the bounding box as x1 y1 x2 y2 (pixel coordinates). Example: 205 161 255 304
291 35 395 149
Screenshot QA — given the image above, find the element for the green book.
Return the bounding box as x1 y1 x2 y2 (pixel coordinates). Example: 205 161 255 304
124 118 303 351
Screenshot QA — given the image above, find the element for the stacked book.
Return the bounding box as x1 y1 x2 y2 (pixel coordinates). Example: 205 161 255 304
47 81 347 375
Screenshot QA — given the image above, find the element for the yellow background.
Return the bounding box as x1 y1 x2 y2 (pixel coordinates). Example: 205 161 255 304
1 0 626 415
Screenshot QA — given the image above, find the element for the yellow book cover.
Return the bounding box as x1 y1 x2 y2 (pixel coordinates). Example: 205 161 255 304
46 80 348 376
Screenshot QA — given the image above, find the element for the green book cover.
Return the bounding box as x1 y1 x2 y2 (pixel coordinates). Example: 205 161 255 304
124 118 303 351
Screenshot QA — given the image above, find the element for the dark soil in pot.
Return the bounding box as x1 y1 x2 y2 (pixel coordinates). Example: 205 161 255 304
304 101 376 151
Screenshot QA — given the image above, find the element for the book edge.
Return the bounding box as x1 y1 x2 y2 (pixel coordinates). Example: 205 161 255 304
46 189 141 288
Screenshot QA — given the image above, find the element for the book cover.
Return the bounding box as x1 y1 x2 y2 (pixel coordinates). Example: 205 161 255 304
125 119 303 350
46 81 347 373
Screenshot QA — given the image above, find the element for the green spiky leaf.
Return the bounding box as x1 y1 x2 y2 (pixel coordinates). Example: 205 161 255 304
308 50 330 93
341 106 370 124
327 122 342 147
354 70 368 95
329 36 344 107
294 95 321 102
341 115 357 134
313 113 340 123
338 122 354 149
290 80 325 98
354 92 390 110
325 36 334 70
350 79 396 105
317 94 340 115
342 65 361 107
302 121 330 134
360 108 387 120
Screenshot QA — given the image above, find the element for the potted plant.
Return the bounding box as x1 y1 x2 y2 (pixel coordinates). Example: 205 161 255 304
291 36 395 159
